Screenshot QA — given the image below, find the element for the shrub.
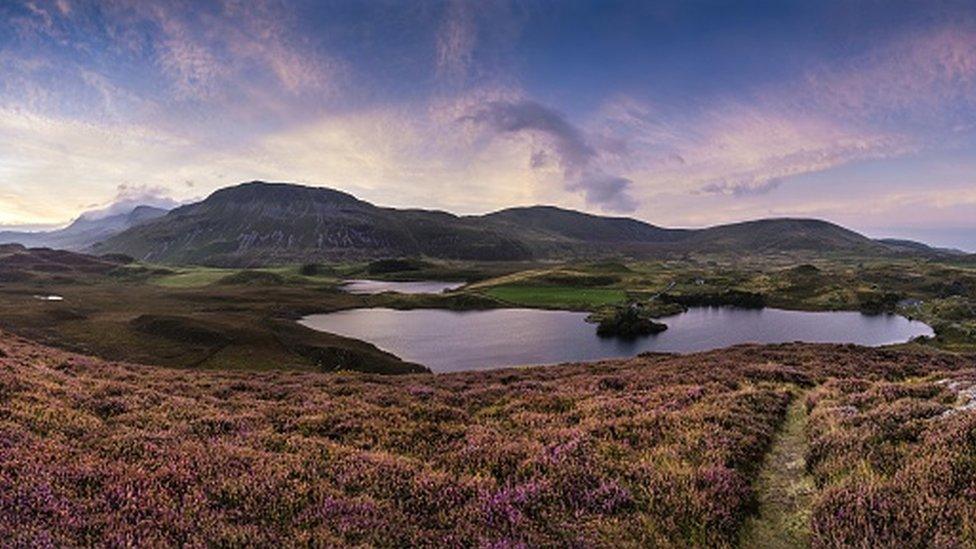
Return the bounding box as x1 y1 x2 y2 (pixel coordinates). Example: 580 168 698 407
1 331 972 546
298 263 330 276
807 372 976 547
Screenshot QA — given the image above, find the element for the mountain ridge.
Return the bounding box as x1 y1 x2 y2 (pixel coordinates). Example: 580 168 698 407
92 181 926 265
0 205 168 251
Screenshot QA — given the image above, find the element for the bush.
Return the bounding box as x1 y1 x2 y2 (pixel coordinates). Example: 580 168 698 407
366 258 431 275
807 373 976 547
856 290 903 314
299 263 330 276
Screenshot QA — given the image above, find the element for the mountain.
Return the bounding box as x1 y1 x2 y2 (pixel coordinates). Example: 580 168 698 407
0 205 168 251
94 183 534 265
482 206 689 243
683 218 882 254
95 181 896 266
876 238 968 257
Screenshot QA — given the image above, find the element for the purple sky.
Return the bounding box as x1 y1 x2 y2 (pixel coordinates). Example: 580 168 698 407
1 0 975 250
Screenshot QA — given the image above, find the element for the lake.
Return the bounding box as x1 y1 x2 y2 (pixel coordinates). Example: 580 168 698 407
340 279 464 294
299 306 935 372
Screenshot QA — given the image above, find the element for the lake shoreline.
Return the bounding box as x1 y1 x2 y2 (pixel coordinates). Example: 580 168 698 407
300 306 934 372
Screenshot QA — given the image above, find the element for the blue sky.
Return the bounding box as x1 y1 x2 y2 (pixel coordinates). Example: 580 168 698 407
1 0 975 249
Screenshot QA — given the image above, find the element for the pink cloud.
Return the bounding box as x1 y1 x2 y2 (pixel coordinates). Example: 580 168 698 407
589 23 976 206
800 24 976 123
88 0 343 103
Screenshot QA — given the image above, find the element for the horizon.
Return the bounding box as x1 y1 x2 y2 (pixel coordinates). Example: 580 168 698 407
1 1 975 251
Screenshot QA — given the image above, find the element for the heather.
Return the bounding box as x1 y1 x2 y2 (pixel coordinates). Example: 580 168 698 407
806 370 976 547
2 334 974 546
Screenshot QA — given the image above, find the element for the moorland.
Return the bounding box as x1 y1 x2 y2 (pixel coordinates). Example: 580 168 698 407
2 181 976 546
1 242 974 378
4 329 976 547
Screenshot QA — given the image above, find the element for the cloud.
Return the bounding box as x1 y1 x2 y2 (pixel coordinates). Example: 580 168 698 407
462 100 594 171
700 178 783 197
767 186 976 234
80 184 182 220
7 0 345 105
433 0 527 87
461 99 637 212
0 106 198 223
2 3 975 232
568 175 637 213
800 24 976 127
436 0 477 82
155 19 229 101
593 96 912 215
584 23 976 218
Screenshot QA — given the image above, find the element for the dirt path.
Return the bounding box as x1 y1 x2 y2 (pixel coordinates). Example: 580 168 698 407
739 394 816 548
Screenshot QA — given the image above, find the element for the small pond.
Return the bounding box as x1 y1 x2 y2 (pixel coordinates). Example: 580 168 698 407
340 279 464 295
299 306 934 372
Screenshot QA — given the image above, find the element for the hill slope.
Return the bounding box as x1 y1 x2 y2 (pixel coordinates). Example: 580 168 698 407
95 183 534 265
877 238 968 256
482 205 689 243
2 331 974 546
685 218 881 254
95 181 893 265
0 243 130 283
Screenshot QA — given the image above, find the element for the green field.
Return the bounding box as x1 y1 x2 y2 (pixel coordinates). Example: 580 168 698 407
152 267 239 288
483 284 627 310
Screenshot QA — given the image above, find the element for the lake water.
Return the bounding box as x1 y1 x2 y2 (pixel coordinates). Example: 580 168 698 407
340 279 464 294
299 306 935 372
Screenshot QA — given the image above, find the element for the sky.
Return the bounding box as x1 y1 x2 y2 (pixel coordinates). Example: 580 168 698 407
1 0 975 250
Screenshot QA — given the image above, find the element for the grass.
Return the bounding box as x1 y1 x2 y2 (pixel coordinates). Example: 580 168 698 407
151 265 339 288
482 284 627 310
152 267 239 288
0 253 422 374
739 395 815 548
0 330 792 546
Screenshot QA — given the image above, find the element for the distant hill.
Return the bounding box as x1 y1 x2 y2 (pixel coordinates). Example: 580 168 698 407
876 238 968 257
482 206 689 243
94 181 902 265
0 243 130 283
684 218 882 254
0 205 167 251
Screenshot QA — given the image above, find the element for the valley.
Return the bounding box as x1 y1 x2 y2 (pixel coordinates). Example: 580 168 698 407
1 241 974 377
2 182 975 547
7 1 976 544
